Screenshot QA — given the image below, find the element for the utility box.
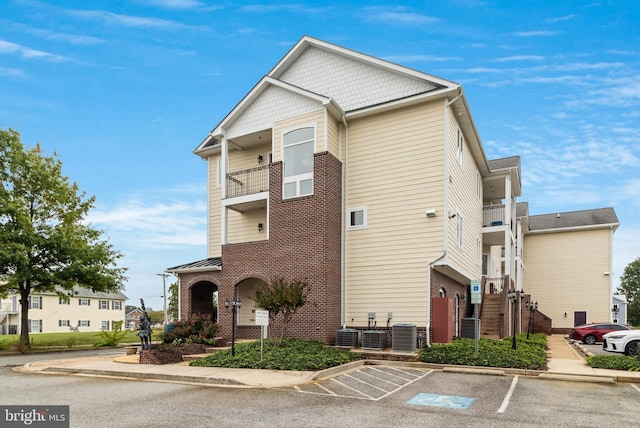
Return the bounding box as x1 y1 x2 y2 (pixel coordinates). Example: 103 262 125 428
362 331 387 350
335 329 359 347
461 318 480 339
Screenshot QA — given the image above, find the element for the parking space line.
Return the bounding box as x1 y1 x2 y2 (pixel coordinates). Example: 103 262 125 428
632 384 640 393
331 378 377 400
380 366 425 381
497 375 519 413
358 370 403 387
344 373 391 392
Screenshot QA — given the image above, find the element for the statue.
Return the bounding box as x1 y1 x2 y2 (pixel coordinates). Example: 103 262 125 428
137 298 153 350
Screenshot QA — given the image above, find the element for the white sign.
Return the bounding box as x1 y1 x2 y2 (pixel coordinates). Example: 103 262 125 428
255 310 269 326
470 280 482 304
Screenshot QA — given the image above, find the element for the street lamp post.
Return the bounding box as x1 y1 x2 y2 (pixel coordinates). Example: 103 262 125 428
157 273 170 325
225 297 242 356
509 290 525 350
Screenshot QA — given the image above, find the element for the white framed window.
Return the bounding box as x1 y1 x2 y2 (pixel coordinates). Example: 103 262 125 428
456 128 464 166
348 206 367 230
112 301 122 310
78 320 90 327
282 127 314 199
456 213 463 247
59 297 70 305
99 300 109 310
59 319 70 327
79 298 90 306
28 296 42 310
28 319 42 333
101 321 110 331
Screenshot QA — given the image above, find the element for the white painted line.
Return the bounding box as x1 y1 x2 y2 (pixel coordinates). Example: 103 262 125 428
358 369 403 387
371 369 434 402
316 383 338 395
344 373 388 392
331 378 376 399
497 375 519 414
384 366 425 380
631 384 640 393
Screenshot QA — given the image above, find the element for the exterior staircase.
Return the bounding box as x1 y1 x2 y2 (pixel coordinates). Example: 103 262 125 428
479 294 502 338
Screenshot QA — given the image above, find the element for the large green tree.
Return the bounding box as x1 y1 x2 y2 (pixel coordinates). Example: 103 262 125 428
0 128 127 347
618 257 640 326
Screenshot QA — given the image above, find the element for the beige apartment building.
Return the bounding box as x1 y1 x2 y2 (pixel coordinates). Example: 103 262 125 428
166 36 618 348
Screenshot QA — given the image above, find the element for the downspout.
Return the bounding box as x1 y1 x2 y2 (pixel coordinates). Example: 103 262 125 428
340 115 348 327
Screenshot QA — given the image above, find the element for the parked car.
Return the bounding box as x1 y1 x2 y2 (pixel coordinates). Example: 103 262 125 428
602 329 640 356
569 323 632 345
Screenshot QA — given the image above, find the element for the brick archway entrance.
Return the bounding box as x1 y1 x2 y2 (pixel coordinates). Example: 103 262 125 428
190 281 218 322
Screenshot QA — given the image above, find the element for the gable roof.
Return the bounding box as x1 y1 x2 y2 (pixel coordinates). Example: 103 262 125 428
32 285 127 300
195 36 481 160
166 257 222 274
528 207 619 233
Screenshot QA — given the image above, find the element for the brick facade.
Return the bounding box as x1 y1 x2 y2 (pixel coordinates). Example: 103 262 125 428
429 268 469 342
177 152 343 345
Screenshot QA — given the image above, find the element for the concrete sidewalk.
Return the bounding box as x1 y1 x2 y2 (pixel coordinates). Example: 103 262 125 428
13 335 640 387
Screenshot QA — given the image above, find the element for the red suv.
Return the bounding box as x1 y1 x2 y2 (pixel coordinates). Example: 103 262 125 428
569 323 632 345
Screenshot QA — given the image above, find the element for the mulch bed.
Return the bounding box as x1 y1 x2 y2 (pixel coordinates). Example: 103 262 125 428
144 343 208 365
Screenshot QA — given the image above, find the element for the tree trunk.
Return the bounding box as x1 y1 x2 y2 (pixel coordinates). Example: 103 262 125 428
19 281 30 349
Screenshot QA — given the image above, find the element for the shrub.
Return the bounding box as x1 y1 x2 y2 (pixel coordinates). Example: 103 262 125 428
95 320 128 347
190 338 362 371
159 313 219 346
587 355 640 371
419 334 547 370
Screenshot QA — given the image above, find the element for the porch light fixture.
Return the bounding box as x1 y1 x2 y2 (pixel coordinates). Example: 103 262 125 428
258 223 264 232
257 155 263 163
224 297 242 356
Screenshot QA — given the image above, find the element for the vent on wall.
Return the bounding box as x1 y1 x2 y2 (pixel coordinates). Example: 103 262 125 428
336 328 359 347
362 331 387 350
392 323 417 352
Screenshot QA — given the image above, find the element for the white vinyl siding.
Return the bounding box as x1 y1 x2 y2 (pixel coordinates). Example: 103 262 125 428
208 155 222 257
345 102 445 325
227 208 267 244
523 228 612 329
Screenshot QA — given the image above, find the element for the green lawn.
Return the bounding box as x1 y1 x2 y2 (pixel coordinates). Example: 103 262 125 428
0 329 162 351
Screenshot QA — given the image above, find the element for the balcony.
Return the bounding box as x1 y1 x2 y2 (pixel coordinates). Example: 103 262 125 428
483 205 505 227
226 165 269 199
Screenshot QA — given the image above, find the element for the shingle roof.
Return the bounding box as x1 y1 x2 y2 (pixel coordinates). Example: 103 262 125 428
528 207 619 231
166 257 222 273
36 285 127 300
488 156 520 171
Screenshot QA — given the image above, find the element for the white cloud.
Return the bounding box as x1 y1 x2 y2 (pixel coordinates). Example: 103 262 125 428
384 54 461 63
361 6 440 25
68 10 206 31
144 0 204 9
0 39 68 62
514 30 562 37
492 55 545 62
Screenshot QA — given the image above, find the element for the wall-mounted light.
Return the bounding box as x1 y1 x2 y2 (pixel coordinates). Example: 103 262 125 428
425 209 437 218
448 210 457 219
604 272 610 276
257 155 263 164
564 312 567 318
258 223 264 232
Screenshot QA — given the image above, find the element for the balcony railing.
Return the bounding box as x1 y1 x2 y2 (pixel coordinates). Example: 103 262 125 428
483 205 505 227
226 165 269 199
485 277 504 294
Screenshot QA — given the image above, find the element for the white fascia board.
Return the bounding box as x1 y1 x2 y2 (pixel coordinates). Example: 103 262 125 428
166 266 222 274
528 222 620 234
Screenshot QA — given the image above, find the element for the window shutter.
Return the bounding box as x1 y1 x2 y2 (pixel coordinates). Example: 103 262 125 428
79 299 81 305
88 320 90 327
39 296 43 309
39 320 42 333
58 320 61 327
88 300 91 306
28 319 31 333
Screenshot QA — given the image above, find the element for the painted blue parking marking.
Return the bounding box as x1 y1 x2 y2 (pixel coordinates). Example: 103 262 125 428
407 393 475 409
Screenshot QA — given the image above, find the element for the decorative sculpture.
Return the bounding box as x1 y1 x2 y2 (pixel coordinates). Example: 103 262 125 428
137 298 153 350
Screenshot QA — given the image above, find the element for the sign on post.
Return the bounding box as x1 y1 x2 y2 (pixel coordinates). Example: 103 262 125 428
255 310 269 361
470 280 482 304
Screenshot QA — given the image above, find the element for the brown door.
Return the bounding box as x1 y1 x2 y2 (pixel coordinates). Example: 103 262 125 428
574 311 587 326
432 297 454 343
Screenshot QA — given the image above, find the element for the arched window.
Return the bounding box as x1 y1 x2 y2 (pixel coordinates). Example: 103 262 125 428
439 288 446 298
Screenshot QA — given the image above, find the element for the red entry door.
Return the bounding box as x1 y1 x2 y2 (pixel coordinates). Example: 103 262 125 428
574 311 587 326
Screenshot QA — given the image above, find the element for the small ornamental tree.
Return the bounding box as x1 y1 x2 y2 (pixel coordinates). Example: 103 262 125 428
254 278 310 346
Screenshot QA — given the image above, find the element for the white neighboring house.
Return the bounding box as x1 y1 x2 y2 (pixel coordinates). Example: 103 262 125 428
612 294 628 325
0 285 127 334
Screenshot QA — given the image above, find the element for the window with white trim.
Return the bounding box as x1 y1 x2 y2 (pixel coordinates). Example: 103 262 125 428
28 319 42 333
59 319 70 327
59 297 70 305
78 320 90 327
456 128 464 166
28 296 42 310
282 127 314 198
112 301 122 310
79 298 90 306
456 213 463 246
348 206 367 230
99 300 109 310
101 321 110 331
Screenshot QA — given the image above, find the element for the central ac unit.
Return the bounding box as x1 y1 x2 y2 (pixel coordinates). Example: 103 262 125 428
362 330 387 350
336 328 359 347
392 323 417 352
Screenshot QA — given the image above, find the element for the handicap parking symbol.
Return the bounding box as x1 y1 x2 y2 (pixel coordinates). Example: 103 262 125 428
407 393 475 409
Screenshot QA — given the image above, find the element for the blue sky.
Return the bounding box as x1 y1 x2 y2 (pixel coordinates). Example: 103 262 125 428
2 1 639 311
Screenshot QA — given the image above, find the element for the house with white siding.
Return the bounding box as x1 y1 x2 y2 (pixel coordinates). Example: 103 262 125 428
0 285 127 335
166 36 618 347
